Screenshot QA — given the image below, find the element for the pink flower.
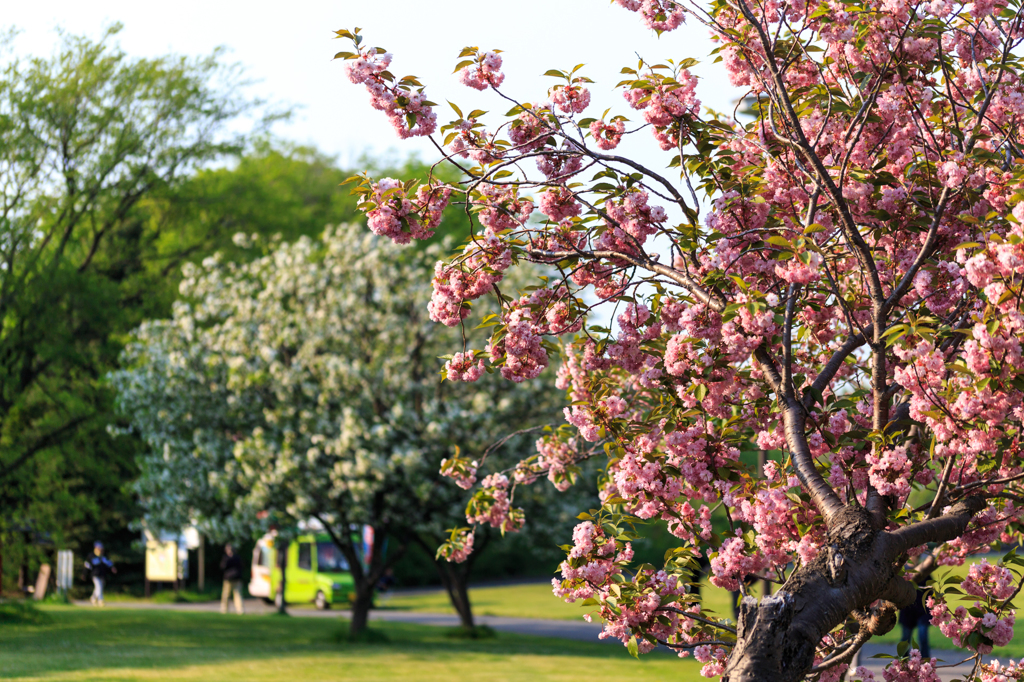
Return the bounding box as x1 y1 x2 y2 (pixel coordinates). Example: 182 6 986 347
551 82 592 114
458 50 505 90
589 119 626 150
539 187 583 222
445 351 486 382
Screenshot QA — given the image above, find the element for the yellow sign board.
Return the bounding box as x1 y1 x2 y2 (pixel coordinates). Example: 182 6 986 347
145 540 177 582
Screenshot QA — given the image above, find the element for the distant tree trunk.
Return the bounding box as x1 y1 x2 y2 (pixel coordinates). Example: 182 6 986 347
276 539 288 615
316 518 386 637
198 535 205 592
437 561 474 629
351 582 374 633
419 531 488 630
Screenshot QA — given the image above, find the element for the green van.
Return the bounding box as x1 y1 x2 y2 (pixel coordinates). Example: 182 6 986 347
269 534 355 609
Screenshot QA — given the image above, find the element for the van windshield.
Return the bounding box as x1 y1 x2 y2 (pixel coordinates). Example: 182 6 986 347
316 542 349 572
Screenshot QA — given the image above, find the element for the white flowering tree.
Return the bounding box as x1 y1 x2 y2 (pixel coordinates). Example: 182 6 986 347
113 224 565 633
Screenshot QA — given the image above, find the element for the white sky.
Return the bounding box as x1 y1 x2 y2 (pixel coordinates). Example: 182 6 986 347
4 0 739 172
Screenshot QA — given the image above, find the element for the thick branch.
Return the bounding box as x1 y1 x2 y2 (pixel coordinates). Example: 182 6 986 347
781 398 845 525
888 496 986 555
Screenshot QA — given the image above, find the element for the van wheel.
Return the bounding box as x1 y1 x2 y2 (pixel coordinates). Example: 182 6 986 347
315 591 329 610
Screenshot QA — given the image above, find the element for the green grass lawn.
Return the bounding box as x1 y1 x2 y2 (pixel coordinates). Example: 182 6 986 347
0 603 701 681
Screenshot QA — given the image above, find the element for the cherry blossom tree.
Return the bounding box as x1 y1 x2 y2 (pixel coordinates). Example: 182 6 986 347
112 225 563 634
335 0 1024 678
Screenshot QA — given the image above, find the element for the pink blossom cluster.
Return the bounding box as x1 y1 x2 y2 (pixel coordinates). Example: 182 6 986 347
344 48 437 139
536 150 584 182
854 650 940 682
613 0 686 32
602 189 668 246
928 592 1015 654
552 521 622 602
775 249 824 284
663 422 734 502
364 179 451 245
438 529 475 563
710 533 768 591
611 447 683 519
344 48 391 83
439 456 478 490
466 473 522 532
664 500 713 544
444 351 486 383
622 69 699 149
448 120 503 164
538 186 583 222
508 108 551 152
589 119 626 150
474 183 535 233
429 237 512 328
865 446 913 499
491 287 582 382
534 436 578 491
591 568 717 659
940 504 1019 565
912 260 967 315
457 50 505 91
978 659 1024 682
550 81 592 115
962 560 1019 601
963 226 1024 305
694 644 730 677
489 309 548 383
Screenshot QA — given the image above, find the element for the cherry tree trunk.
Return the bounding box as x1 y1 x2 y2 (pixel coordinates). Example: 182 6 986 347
723 499 981 682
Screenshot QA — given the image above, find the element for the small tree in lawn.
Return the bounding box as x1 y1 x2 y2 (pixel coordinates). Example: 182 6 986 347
336 2 1024 678
113 225 564 634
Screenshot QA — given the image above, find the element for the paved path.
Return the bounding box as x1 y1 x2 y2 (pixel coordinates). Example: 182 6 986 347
75 599 607 643
76 600 1018 678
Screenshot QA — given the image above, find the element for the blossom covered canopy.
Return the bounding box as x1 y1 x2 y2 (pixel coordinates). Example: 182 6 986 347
336 0 1024 678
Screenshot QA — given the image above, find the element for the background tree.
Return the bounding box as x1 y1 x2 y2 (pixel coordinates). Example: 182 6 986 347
0 21 468 589
113 223 567 633
0 23 272 588
337 4 1024 679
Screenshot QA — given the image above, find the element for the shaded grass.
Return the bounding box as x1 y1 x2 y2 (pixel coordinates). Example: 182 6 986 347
0 601 51 625
0 606 702 681
101 588 221 605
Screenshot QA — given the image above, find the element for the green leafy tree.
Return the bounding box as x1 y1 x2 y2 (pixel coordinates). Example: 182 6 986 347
112 224 565 633
0 24 272 586
0 23 263 484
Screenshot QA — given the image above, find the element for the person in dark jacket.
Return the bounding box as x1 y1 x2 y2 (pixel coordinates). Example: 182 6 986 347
220 544 245 615
84 542 116 606
899 587 931 657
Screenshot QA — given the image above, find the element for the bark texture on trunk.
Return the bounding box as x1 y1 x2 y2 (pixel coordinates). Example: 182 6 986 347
438 562 474 629
351 585 374 635
722 498 984 682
